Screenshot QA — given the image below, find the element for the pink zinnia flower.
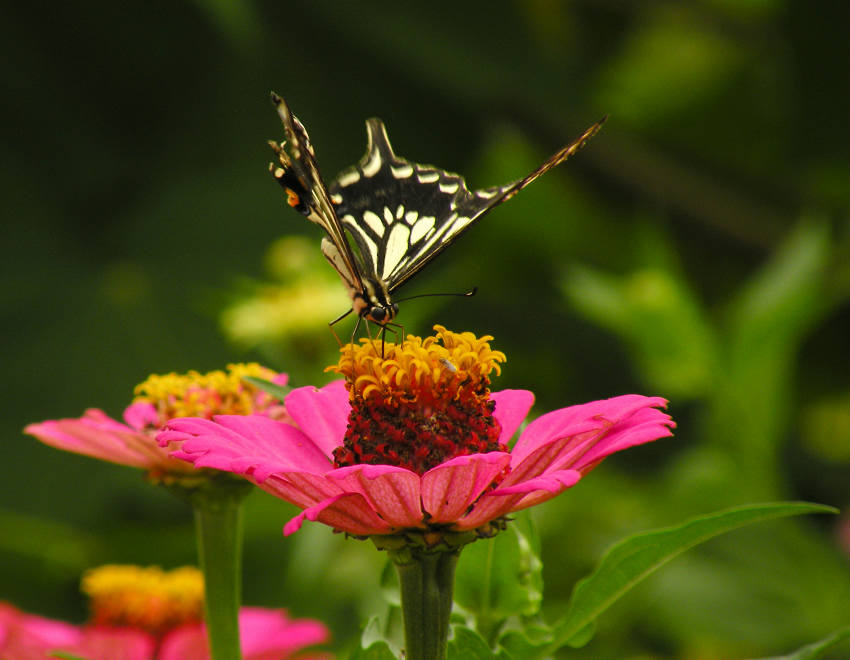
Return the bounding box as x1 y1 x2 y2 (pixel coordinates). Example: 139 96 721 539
1 602 86 660
25 363 289 482
158 326 675 541
0 565 329 660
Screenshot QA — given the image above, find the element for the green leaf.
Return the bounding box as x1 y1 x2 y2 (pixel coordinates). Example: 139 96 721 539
359 614 400 658
349 640 398 660
378 557 402 609
454 512 543 629
242 376 290 402
552 502 837 650
748 623 850 660
711 219 832 491
448 626 498 660
562 249 717 399
496 625 555 660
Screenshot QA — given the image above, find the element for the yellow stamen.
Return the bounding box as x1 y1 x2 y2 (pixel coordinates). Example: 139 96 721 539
328 325 505 405
81 565 203 635
133 362 277 420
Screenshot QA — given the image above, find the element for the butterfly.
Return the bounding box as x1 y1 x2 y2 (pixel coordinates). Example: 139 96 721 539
268 92 605 334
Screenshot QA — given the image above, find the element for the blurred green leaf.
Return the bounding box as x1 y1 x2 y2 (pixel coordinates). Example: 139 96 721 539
593 6 745 127
350 640 398 660
748 623 850 660
354 616 400 660
242 376 290 402
187 0 262 49
496 625 555 660
551 502 837 650
562 231 718 398
709 219 832 492
448 626 498 659
454 513 543 634
801 391 850 462
0 509 98 570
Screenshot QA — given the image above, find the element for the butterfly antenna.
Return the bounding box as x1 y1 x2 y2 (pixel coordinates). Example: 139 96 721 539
392 287 477 305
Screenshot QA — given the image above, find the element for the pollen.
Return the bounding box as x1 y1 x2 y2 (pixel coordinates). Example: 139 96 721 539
133 362 279 422
329 326 507 474
330 325 505 406
82 565 203 637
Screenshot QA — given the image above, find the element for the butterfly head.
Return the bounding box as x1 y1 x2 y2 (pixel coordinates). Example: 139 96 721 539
353 278 399 325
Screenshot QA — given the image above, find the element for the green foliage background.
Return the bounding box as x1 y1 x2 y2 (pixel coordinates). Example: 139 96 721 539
2 1 849 657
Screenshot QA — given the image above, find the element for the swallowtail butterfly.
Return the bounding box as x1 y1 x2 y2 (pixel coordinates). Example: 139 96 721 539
269 92 605 332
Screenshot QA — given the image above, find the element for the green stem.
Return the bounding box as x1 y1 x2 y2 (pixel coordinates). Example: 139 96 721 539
392 550 459 660
189 479 252 660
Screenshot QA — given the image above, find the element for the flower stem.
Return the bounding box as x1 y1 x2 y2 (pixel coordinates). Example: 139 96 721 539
188 478 253 660
392 549 459 660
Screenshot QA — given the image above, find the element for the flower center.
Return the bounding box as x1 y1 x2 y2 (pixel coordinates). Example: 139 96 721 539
81 565 203 637
328 325 506 474
133 362 281 423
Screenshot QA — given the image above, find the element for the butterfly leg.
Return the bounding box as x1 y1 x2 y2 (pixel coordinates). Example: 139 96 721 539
328 308 354 348
377 322 406 358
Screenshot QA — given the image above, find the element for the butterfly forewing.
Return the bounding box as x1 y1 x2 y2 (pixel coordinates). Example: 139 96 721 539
329 116 607 291
269 94 364 293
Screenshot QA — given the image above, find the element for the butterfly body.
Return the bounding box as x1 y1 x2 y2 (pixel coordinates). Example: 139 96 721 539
269 92 605 329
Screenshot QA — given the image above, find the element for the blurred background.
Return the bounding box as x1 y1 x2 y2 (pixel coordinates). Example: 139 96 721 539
2 1 849 657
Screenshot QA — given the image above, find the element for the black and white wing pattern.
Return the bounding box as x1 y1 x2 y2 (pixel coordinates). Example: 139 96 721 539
269 91 606 326
328 117 606 293
268 93 364 298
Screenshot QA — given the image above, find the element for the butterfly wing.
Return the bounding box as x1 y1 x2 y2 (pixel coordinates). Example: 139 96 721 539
268 93 365 294
329 116 607 292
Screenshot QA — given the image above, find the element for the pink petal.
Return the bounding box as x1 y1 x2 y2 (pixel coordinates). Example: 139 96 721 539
491 389 534 445
75 626 156 660
260 471 352 512
122 402 160 430
456 396 673 529
238 607 329 657
159 415 331 478
456 469 582 529
0 603 82 653
159 608 329 660
511 395 671 465
503 432 594 488
491 469 582 497
283 492 394 536
25 416 156 469
510 414 601 466
421 453 511 523
327 465 424 528
503 396 673 489
157 623 207 660
285 381 349 457
570 405 675 471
